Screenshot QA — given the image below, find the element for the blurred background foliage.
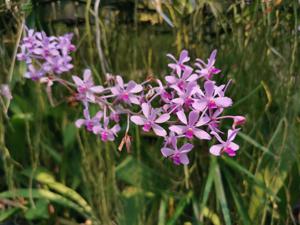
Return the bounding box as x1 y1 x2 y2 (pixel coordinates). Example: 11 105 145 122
0 0 300 224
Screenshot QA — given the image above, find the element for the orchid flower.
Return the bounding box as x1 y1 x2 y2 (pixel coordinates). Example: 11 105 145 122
161 136 193 165
195 49 221 80
131 103 170 137
111 76 143 105
165 66 198 90
93 117 121 142
24 64 45 80
0 84 12 101
72 69 104 102
172 82 199 109
192 81 232 111
209 129 240 157
170 110 211 140
167 49 192 75
75 108 103 132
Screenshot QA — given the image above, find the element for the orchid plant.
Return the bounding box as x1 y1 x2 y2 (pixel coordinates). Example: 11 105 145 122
17 28 245 165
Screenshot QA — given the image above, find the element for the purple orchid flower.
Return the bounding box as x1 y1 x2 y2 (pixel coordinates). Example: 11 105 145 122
131 103 170 137
93 118 121 142
161 136 193 165
75 109 103 132
195 49 221 80
165 66 198 90
167 49 192 75
57 33 76 55
209 129 240 157
24 64 45 80
192 81 232 111
111 76 143 105
33 32 59 58
72 69 104 102
43 55 73 74
172 82 199 109
170 110 211 140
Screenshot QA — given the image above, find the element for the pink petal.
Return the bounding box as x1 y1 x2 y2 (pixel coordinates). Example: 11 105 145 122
166 53 176 62
179 143 193 153
165 75 177 84
228 142 239 151
75 119 85 128
169 125 185 134
179 153 189 165
130 84 143 93
111 124 121 134
72 76 84 86
209 144 223 156
92 125 102 134
83 69 92 82
152 124 167 137
196 115 210 127
188 111 199 126
176 110 187 124
215 97 232 108
90 85 104 93
129 96 140 105
142 103 150 118
194 129 211 140
172 98 184 105
204 81 215 97
192 100 207 112
94 111 103 120
110 87 119 95
186 74 199 82
155 113 170 123
161 147 174 157
179 50 189 63
130 116 146 125
116 76 124 88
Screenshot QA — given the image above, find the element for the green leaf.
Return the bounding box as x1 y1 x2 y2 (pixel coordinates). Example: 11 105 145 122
25 199 49 220
0 189 89 218
0 208 19 222
214 164 232 225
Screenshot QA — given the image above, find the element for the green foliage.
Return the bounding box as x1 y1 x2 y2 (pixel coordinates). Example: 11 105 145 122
0 0 299 224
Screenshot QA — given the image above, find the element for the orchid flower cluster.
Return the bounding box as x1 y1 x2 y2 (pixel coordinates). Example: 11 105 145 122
17 27 75 80
17 29 245 165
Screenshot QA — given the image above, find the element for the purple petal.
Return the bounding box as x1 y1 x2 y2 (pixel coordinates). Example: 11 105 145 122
92 125 102 134
75 119 85 128
169 125 185 134
116 76 124 88
192 100 207 112
161 147 174 157
215 97 232 108
196 115 210 127
179 50 189 63
155 113 170 123
111 124 121 134
152 124 167 137
188 111 199 126
179 143 193 153
83 69 92 82
166 53 176 62
72 76 84 86
130 116 146 125
165 75 178 84
90 85 104 93
130 84 143 93
209 144 223 156
204 81 215 97
128 96 140 105
228 142 239 151
176 110 187 124
194 129 211 140
142 103 150 118
179 153 189 165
